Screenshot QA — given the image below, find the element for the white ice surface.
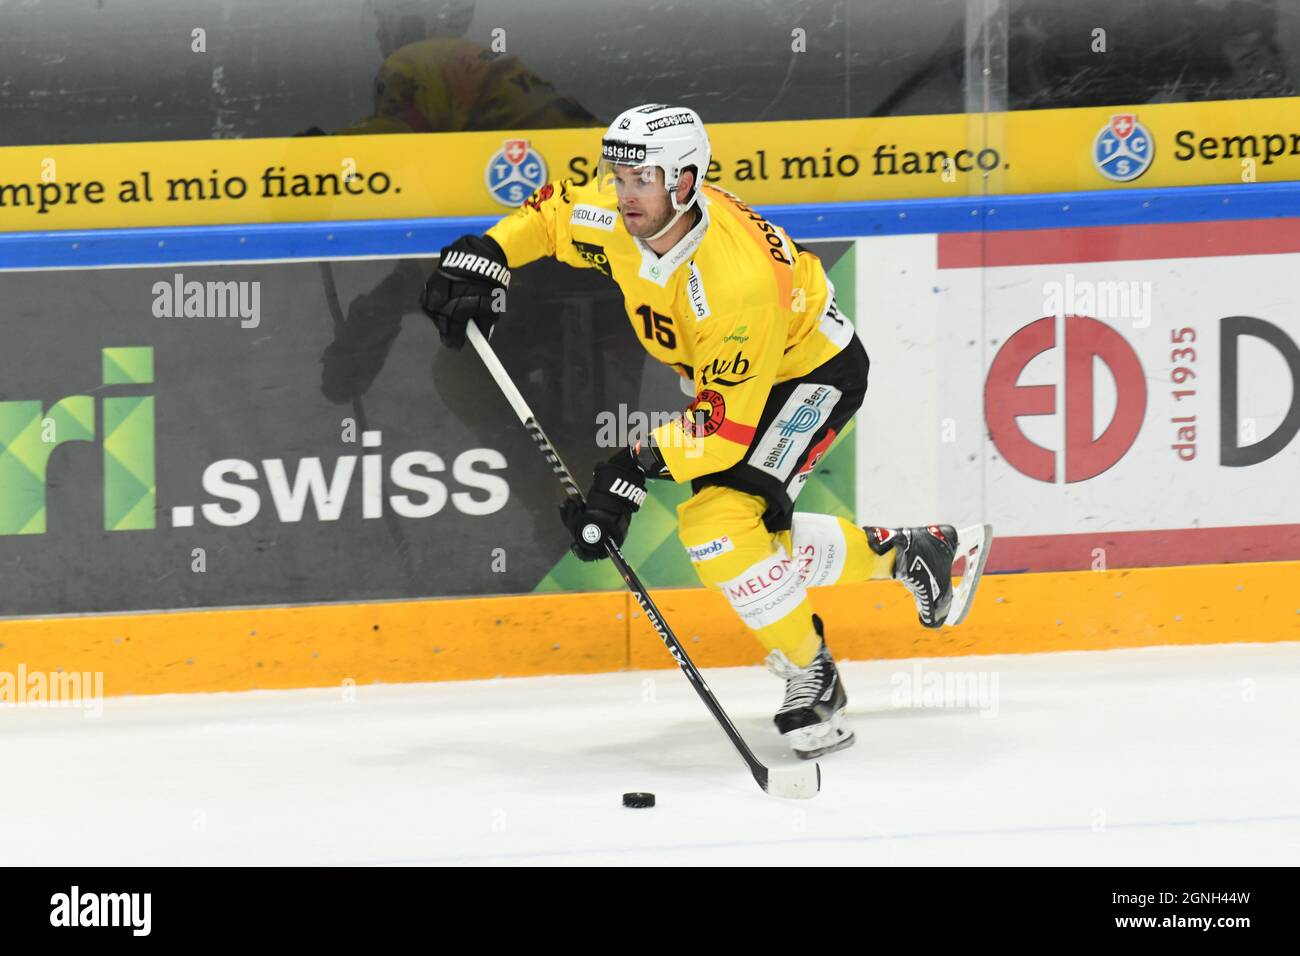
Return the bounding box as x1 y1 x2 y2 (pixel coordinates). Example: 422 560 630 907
4 642 1299 866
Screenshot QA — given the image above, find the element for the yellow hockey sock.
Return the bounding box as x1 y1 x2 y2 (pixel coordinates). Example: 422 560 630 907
677 486 822 667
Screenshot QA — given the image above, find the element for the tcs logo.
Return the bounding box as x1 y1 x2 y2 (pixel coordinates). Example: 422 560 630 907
985 316 1146 483
1093 113 1154 183
485 139 548 207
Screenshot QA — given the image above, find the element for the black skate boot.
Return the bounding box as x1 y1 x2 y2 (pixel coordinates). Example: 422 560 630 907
765 615 855 760
868 525 958 628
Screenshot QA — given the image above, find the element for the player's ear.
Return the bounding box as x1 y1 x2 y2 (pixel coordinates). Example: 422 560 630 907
677 167 697 204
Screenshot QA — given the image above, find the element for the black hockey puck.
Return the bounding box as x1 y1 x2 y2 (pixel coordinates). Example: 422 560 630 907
622 792 655 808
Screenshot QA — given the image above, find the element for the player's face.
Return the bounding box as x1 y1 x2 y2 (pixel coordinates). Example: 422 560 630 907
609 165 673 238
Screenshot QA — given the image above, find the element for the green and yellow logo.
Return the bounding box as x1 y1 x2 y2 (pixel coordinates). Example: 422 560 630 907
0 347 155 535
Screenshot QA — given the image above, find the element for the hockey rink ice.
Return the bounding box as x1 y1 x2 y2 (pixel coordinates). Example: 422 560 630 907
5 641 1299 866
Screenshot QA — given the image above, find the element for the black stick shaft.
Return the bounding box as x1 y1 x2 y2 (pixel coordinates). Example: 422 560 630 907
465 322 774 790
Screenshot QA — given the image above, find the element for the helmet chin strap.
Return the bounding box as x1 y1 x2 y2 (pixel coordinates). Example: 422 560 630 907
644 190 698 243
644 206 689 243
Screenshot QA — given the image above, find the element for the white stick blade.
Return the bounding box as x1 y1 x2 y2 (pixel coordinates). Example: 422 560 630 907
764 762 821 799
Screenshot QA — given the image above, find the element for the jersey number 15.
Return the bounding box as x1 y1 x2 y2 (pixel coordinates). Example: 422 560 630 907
635 305 677 349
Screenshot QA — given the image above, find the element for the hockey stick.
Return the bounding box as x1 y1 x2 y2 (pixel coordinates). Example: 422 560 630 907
465 320 820 800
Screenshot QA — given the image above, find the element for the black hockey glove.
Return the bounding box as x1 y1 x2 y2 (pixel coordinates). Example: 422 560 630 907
559 448 649 562
420 234 511 349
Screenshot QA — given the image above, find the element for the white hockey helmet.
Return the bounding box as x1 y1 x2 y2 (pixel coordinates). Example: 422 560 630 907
598 104 711 237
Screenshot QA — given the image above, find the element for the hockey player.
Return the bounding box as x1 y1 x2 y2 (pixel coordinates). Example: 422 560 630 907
340 0 599 135
318 0 600 402
420 104 986 759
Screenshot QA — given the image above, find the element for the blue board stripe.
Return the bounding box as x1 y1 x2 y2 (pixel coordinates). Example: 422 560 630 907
2 181 1298 271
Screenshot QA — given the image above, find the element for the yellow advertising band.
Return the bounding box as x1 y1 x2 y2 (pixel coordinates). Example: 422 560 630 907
1 560 1295 698
2 97 1298 232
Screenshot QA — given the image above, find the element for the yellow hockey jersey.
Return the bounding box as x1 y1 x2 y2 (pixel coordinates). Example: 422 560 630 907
486 179 855 482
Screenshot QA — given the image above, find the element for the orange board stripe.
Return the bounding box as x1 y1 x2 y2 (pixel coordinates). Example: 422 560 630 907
1 560 1296 697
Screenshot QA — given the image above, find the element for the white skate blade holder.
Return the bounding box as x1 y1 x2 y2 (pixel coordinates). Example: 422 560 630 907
946 523 994 627
761 762 821 799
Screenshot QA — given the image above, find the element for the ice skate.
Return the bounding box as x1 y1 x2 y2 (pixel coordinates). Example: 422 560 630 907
766 615 855 760
867 523 993 628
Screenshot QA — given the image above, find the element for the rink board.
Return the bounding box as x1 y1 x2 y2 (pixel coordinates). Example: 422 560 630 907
2 182 1300 694
853 216 1300 571
4 97 1300 233
1 560 1297 695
